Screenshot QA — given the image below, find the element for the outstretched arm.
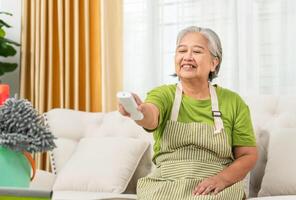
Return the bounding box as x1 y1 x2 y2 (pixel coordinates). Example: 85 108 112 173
118 93 160 130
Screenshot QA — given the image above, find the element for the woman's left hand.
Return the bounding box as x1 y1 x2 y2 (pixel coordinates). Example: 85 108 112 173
192 175 229 195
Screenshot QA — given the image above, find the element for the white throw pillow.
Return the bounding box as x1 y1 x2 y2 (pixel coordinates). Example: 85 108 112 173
53 137 149 193
258 128 296 196
84 112 147 139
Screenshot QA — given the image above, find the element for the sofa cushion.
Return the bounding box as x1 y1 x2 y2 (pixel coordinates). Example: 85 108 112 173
30 169 56 190
51 138 78 174
84 111 147 139
83 111 154 194
244 95 296 197
46 109 105 173
258 128 296 197
53 137 149 193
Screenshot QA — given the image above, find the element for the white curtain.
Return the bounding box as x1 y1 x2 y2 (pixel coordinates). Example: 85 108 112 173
124 0 296 99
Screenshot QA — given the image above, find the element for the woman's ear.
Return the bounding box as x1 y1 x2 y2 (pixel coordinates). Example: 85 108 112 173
211 57 219 72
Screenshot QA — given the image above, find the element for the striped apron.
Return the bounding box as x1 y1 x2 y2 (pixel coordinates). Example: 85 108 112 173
137 83 245 200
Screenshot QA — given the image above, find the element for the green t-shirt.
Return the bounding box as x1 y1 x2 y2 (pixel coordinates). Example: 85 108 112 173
145 84 256 157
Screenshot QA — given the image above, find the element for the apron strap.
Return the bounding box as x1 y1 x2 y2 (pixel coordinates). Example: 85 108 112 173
209 84 224 134
170 82 182 121
170 82 224 134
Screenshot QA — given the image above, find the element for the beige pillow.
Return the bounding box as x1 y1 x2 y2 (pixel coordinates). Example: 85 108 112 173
53 137 149 193
258 128 296 196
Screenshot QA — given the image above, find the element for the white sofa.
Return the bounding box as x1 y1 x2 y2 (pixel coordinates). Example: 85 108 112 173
30 95 296 200
32 109 153 200
244 95 296 200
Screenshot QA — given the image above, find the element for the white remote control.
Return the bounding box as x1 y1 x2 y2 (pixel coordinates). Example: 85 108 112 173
117 92 144 120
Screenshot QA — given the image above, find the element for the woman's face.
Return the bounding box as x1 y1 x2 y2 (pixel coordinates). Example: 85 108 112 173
175 32 218 81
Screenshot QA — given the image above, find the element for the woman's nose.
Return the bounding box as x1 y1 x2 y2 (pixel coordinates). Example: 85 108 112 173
183 51 193 60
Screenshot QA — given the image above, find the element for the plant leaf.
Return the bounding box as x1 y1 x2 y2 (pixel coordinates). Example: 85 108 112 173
0 12 13 16
0 28 5 37
0 43 17 57
0 19 11 28
1 37 20 46
0 62 17 76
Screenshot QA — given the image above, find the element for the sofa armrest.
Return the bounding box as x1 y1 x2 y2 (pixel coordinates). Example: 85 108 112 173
30 169 56 190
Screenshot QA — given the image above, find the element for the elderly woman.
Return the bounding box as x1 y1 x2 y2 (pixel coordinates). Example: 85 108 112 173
119 26 257 200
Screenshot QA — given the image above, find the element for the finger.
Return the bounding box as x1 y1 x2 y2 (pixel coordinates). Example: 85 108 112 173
137 103 145 112
213 186 222 195
192 185 199 195
193 181 206 195
132 93 143 105
118 104 130 116
193 185 205 195
201 185 214 195
118 104 126 114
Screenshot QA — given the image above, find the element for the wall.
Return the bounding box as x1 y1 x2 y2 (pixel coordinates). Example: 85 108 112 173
0 0 22 97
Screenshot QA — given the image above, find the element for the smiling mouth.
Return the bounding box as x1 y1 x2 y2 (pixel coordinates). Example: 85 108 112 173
181 64 197 70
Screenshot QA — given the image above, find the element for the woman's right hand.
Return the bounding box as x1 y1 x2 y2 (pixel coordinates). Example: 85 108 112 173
118 93 159 130
118 103 131 117
118 93 143 119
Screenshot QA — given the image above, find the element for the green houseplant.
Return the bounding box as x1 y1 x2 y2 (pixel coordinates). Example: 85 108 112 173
0 11 20 78
0 12 20 105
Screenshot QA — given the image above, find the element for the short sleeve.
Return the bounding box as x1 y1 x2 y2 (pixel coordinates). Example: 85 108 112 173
144 85 173 131
232 96 256 147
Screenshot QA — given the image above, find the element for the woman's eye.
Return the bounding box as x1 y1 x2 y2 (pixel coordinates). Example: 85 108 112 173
178 50 186 53
193 51 201 54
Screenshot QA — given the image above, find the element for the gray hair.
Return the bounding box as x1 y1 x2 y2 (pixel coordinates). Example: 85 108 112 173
176 26 222 81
